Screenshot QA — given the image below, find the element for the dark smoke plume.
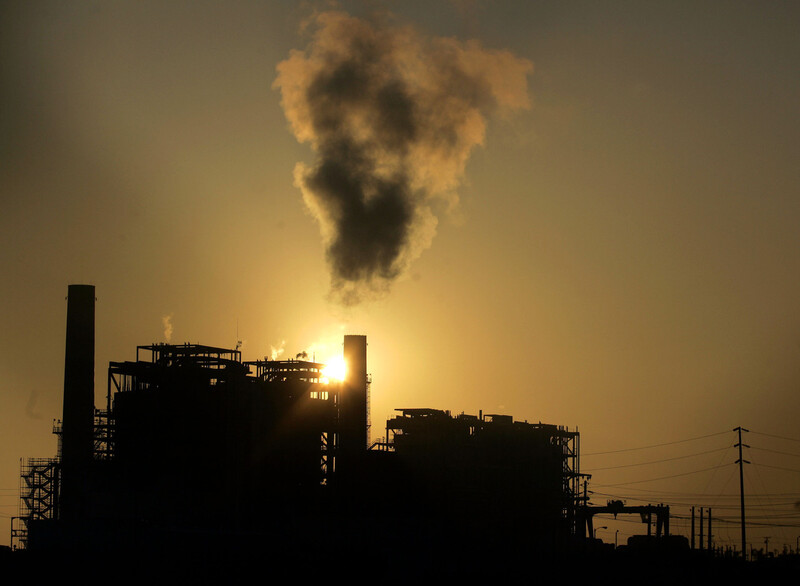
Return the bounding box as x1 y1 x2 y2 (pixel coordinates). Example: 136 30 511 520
275 11 532 304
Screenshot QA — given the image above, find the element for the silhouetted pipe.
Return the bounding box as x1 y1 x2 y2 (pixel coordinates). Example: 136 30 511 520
60 284 95 520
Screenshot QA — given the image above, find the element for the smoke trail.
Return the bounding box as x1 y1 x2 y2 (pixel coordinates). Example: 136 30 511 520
26 390 42 420
274 11 532 304
162 314 173 343
270 340 286 360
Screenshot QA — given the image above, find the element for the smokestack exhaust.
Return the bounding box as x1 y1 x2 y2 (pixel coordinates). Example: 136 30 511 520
274 10 533 304
60 284 95 520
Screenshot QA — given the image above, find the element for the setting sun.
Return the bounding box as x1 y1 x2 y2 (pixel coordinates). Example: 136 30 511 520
321 356 347 383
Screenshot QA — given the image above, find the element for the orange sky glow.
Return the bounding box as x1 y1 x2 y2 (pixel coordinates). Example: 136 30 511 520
1 1 799 552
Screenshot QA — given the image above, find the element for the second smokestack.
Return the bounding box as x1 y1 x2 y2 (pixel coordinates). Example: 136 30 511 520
339 335 368 475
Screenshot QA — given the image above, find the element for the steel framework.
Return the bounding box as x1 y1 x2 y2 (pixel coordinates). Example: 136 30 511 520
379 409 582 536
13 458 60 549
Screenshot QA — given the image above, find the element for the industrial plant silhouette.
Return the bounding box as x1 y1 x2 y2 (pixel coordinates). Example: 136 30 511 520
11 285 792 581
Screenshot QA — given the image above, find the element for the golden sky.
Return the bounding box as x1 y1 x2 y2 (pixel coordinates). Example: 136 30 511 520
1 1 799 551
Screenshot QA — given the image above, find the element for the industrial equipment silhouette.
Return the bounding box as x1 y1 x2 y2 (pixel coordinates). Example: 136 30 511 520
15 285 586 561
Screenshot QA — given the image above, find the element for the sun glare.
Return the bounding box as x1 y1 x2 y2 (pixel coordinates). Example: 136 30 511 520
322 356 347 383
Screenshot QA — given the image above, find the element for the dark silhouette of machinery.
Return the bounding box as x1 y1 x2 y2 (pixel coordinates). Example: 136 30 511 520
579 499 670 540
14 285 586 564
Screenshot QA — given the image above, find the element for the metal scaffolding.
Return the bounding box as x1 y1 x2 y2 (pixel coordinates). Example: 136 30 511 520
246 357 326 383
93 409 114 461
13 458 60 549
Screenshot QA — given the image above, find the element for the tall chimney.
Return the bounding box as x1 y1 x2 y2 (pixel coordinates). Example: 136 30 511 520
338 335 367 477
60 284 95 520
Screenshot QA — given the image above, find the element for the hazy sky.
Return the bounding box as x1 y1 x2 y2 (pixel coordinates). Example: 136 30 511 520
2 1 798 550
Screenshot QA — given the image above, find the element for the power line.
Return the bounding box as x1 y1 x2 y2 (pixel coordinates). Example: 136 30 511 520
721 513 800 521
699 517 800 529
750 430 800 443
669 514 800 528
750 446 800 458
752 463 800 474
590 485 800 498
594 464 730 487
712 511 800 519
585 447 731 471
583 430 730 456
746 449 795 550
590 490 799 509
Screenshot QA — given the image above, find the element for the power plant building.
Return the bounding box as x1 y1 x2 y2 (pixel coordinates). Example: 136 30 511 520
14 286 583 561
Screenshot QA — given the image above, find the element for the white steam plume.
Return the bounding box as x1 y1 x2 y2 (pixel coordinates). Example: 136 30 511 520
162 314 174 343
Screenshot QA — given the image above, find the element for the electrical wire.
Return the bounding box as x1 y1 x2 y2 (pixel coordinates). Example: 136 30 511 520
749 430 800 443
589 490 798 509
585 446 731 471
594 464 732 487
751 446 800 458
752 463 800 474
583 430 731 456
590 485 800 498
582 429 800 552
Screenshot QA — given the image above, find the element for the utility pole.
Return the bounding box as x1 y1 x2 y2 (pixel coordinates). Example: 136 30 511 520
691 506 695 549
707 507 712 552
699 507 704 551
734 426 749 560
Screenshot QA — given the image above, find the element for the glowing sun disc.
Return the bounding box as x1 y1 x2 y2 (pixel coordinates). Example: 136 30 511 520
322 356 347 382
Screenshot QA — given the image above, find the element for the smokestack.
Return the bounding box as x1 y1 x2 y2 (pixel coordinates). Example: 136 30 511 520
60 284 95 520
338 335 368 476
